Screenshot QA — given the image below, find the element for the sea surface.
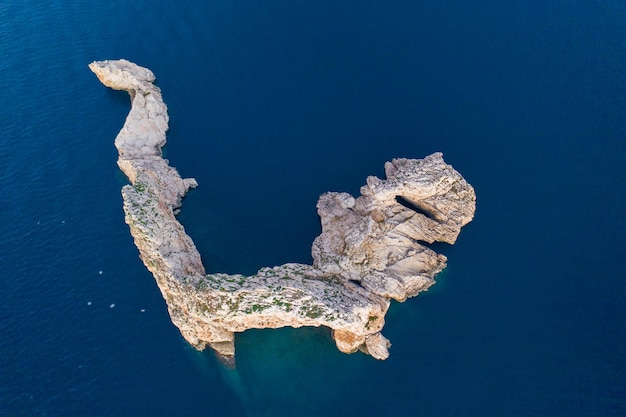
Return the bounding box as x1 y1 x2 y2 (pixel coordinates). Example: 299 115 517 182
1 1 625 416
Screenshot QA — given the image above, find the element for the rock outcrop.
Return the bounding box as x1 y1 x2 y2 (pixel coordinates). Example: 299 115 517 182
89 59 476 362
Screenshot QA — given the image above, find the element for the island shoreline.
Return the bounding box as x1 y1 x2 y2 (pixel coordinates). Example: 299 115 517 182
89 59 476 362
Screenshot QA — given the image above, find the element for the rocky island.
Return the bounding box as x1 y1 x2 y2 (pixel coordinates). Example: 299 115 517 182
89 59 476 362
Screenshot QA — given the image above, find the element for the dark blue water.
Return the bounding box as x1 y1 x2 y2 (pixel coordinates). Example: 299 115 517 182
1 1 624 416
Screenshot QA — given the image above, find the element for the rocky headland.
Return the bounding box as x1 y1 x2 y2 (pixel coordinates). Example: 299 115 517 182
89 59 476 362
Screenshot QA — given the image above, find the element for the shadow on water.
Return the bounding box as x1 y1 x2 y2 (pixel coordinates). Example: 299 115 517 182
104 87 133 107
222 326 362 417
216 362 250 410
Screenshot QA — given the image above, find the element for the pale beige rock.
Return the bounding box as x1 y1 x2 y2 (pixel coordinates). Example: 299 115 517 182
90 59 476 362
312 153 476 301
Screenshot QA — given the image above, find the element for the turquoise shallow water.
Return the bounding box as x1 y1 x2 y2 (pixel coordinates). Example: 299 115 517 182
1 1 625 416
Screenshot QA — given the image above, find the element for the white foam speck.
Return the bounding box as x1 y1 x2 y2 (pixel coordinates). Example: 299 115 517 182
109 303 115 308
98 270 103 275
87 301 92 306
140 309 145 313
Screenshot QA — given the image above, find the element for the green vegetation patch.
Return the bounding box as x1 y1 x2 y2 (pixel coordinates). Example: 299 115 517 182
134 181 147 192
366 314 379 330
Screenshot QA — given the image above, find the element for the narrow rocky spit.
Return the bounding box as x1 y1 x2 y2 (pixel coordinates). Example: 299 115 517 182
89 59 476 363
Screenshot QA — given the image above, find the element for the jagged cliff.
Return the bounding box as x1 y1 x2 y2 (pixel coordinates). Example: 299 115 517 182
89 59 476 362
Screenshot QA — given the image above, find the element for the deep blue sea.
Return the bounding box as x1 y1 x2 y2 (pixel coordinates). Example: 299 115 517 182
1 1 625 416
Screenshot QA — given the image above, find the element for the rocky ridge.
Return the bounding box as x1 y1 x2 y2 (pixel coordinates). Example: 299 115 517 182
89 59 476 362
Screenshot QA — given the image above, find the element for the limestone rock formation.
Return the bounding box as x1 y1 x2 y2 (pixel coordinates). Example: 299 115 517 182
313 153 475 302
89 59 476 362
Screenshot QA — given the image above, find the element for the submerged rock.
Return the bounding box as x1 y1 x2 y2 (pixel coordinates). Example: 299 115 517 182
89 59 476 361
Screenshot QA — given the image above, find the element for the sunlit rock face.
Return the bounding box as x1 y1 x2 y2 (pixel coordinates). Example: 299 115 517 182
313 152 476 302
90 59 476 363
